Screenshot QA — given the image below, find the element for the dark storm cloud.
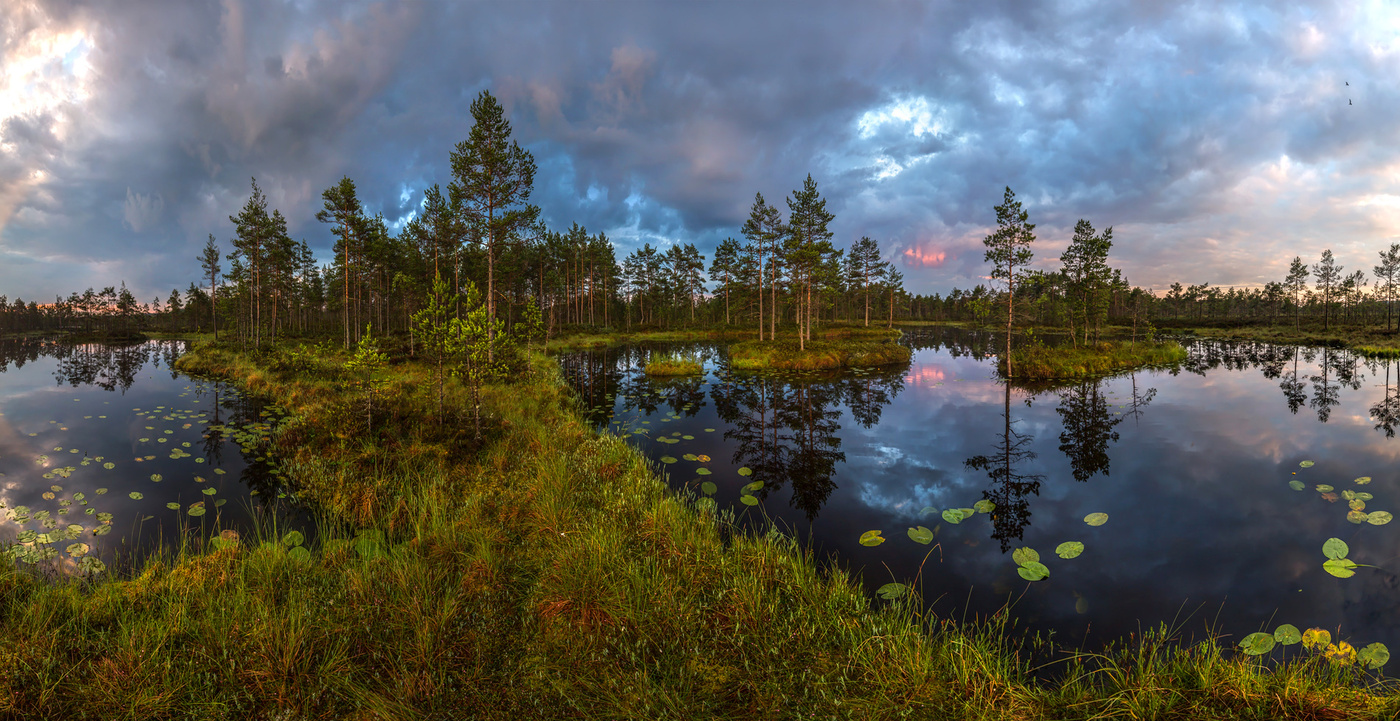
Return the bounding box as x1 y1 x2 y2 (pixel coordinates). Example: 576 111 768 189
2 0 1398 300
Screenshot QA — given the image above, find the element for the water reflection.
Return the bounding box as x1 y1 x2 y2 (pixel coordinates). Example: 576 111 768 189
964 383 1044 551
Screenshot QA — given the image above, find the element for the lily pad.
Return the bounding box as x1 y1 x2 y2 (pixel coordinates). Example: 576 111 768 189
700 481 717 495
166 502 180 510
1084 512 1109 527
907 526 933 544
1367 511 1393 526
1288 480 1305 491
95 488 107 495
1012 547 1040 566
282 530 304 547
1302 628 1331 651
188 504 206 517
696 468 711 476
1055 541 1085 559
1240 632 1276 656
66 542 89 558
941 508 967 525
876 582 908 600
659 456 677 464
1316 484 1334 493
738 495 759 506
859 530 886 547
1348 510 1369 524
1359 642 1391 670
1274 624 1302 645
1325 641 1357 664
737 467 752 476
1323 558 1359 578
150 474 162 482
1322 537 1349 560
129 492 143 500
202 487 217 496
919 506 938 517
742 480 764 493
1355 476 1372 485
103 462 115 470
1299 460 1314 468
1016 562 1049 581
973 499 996 513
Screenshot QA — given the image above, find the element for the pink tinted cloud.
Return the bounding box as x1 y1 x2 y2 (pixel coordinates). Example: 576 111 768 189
902 244 947 267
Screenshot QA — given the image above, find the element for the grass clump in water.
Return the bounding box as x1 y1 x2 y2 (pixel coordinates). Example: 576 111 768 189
643 352 703 376
999 340 1187 380
729 333 911 371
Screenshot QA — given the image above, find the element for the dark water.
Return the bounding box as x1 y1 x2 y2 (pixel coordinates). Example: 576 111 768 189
559 328 1400 656
0 338 303 574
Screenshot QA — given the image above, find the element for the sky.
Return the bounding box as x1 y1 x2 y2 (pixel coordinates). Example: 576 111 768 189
2 0 1399 303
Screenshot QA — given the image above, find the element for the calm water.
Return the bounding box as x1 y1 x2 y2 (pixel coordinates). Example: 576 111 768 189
560 328 1400 655
0 339 303 573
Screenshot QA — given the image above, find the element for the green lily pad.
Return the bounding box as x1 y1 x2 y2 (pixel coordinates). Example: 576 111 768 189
1299 460 1314 468
102 462 115 470
704 428 715 432
1357 492 1374 501
150 474 162 482
1055 541 1085 559
659 456 677 464
282 530 304 547
1274 624 1302 645
941 509 966 525
920 506 938 516
16 530 36 544
1240 632 1276 656
1084 512 1109 527
92 524 112 536
1367 511 1393 526
166 502 180 510
737 467 752 476
1324 558 1359 578
1316 484 1334 493
66 542 89 558
202 487 217 496
742 480 764 493
1012 547 1040 566
1288 480 1305 491
1359 642 1390 670
859 530 886 547
1322 537 1349 560
682 453 698 461
907 526 933 544
95 488 107 495
1016 561 1049 581
188 505 206 517
876 582 908 600
1348 510 1369 524
682 435 695 440
700 481 717 495
973 499 996 513
696 468 711 476
738 494 759 506
1355 476 1372 485
128 492 143 500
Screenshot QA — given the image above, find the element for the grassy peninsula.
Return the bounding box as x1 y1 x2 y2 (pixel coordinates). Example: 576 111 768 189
643 352 703 376
727 329 912 371
2 340 1398 717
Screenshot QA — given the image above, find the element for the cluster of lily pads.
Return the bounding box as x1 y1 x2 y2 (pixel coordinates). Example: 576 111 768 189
1239 624 1390 669
1290 461 1392 526
2 484 112 573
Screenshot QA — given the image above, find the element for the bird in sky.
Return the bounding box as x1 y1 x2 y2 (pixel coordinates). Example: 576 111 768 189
1346 81 1350 86
1350 99 1353 105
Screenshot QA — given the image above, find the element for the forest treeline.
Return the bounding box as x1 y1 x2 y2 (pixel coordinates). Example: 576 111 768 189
3 91 1400 343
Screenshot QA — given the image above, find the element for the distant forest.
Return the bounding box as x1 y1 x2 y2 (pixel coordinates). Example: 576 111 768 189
3 90 1399 343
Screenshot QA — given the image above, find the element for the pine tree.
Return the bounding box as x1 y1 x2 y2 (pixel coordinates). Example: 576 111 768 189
1313 249 1342 332
449 90 539 359
1060 219 1113 346
741 192 784 340
199 235 222 341
709 237 743 325
1374 244 1400 332
1285 256 1309 331
983 187 1036 376
784 175 836 350
846 236 885 326
317 176 363 350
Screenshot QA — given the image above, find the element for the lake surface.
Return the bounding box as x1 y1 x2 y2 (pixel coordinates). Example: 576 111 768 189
0 338 302 574
559 328 1400 657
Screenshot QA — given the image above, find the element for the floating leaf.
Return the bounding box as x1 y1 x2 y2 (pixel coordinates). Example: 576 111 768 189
66 542 89 558
1288 480 1305 491
1367 511 1393 526
92 524 111 536
1321 492 1339 502
1322 537 1349 560
1325 641 1357 664
876 582 908 600
1357 492 1374 501
659 456 677 464
1055 541 1085 559
188 504 206 517
1323 558 1359 578
150 474 162 482
742 480 764 493
103 462 115 470
1012 547 1040 566
166 502 180 510
737 467 752 476
202 487 217 496
1316 484 1334 493
859 530 886 547
1347 510 1368 524
1084 512 1109 527
1274 624 1302 645
1359 642 1390 670
941 509 966 525
700 481 717 495
696 455 711 462
907 526 933 544
682 453 698 461
1299 460 1314 468
128 492 143 500
1355 476 1372 485
95 488 107 495
1240 632 1276 656
282 530 304 547
16 530 36 544
973 499 996 513
696 468 711 476
738 495 759 506
919 506 938 517
1017 562 1049 581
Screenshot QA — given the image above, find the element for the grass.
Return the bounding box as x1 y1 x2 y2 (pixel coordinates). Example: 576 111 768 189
999 340 1188 380
643 352 703 376
729 333 912 371
2 339 1398 717
1164 321 1400 357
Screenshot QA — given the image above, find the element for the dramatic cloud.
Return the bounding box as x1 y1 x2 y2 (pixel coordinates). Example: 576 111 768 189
2 0 1399 301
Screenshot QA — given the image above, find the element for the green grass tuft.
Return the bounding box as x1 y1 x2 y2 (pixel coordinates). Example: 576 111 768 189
729 334 911 370
643 352 703 376
1000 340 1187 380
